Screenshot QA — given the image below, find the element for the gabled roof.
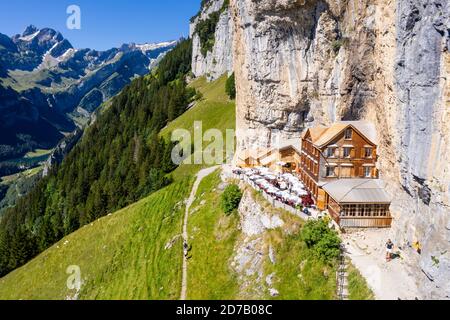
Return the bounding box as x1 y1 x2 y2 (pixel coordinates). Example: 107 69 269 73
303 121 378 148
313 123 348 147
302 126 328 141
322 179 391 204
236 148 268 161
237 138 302 164
341 121 378 145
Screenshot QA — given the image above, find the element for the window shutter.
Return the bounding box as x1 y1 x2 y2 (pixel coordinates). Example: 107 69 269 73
359 167 364 177
361 148 365 158
350 148 356 158
372 168 378 178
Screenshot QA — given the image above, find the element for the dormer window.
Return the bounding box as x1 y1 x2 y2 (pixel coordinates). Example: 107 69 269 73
344 128 353 140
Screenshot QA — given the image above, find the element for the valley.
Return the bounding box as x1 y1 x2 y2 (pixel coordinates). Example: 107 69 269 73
0 25 177 175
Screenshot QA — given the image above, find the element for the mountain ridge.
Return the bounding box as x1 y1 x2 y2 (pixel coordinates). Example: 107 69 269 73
0 25 177 175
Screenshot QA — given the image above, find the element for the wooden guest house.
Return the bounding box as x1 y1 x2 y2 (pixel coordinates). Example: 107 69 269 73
236 121 392 228
299 121 392 228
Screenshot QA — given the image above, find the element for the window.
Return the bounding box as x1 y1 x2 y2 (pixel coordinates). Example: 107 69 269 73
364 166 372 178
326 147 336 158
326 166 336 177
365 147 373 158
344 128 353 140
343 147 351 158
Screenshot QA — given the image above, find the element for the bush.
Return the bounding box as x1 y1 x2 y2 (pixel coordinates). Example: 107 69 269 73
302 220 341 263
225 73 236 99
331 37 349 55
195 12 220 57
314 232 341 262
221 184 242 215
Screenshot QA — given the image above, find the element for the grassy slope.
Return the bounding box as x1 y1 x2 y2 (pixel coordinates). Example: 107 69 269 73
0 178 191 300
249 190 337 300
347 262 374 300
0 76 235 300
163 75 235 180
187 171 240 299
162 75 234 139
264 227 337 300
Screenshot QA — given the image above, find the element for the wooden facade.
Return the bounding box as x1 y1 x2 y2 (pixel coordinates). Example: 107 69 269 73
238 145 302 173
298 122 392 228
300 125 378 191
327 195 392 228
236 122 392 229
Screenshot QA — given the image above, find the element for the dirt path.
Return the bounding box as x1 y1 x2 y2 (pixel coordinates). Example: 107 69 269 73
342 229 423 300
180 166 220 300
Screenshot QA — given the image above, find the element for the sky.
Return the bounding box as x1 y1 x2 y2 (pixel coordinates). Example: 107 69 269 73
0 0 201 51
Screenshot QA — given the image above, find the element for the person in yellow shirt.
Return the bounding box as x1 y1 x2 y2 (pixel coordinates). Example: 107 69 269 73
413 241 422 254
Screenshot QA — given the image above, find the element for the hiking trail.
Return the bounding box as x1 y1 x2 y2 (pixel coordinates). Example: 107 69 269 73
180 166 220 300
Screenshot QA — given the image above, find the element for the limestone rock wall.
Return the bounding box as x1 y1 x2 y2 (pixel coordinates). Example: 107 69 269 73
391 0 450 299
190 0 234 81
229 0 450 298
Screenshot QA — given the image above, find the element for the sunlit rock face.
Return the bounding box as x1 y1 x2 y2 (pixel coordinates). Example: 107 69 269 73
190 0 234 81
228 0 450 298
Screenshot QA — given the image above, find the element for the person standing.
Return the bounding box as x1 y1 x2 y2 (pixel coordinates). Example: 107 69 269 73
386 239 394 262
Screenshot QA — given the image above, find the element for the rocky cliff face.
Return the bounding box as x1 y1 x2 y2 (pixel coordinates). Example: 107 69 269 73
190 0 234 80
225 0 449 298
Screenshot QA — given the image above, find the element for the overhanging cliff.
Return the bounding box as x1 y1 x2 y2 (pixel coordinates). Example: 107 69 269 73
226 0 449 299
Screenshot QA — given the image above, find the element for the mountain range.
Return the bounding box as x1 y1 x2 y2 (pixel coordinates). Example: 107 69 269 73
0 25 176 172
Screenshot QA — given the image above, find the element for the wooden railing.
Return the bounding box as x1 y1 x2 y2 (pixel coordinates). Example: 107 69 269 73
340 216 393 228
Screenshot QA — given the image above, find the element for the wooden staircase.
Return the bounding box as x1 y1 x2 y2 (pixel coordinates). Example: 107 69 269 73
337 246 349 300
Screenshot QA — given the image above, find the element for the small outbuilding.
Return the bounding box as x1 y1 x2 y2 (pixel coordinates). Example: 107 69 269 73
322 179 392 228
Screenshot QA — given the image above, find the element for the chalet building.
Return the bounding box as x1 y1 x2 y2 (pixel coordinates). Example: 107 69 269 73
235 121 392 228
235 140 301 173
299 121 392 228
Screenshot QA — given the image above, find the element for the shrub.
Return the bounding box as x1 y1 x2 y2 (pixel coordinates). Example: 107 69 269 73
225 73 236 99
302 220 341 263
195 12 220 57
221 184 242 215
314 232 341 262
332 37 349 55
332 40 342 54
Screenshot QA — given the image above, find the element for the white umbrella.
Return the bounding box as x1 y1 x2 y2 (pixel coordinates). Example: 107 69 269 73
244 169 254 176
279 182 288 190
296 190 308 197
267 186 279 193
257 167 270 173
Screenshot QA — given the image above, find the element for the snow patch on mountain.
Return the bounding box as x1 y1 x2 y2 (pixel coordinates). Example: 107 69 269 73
18 30 40 42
